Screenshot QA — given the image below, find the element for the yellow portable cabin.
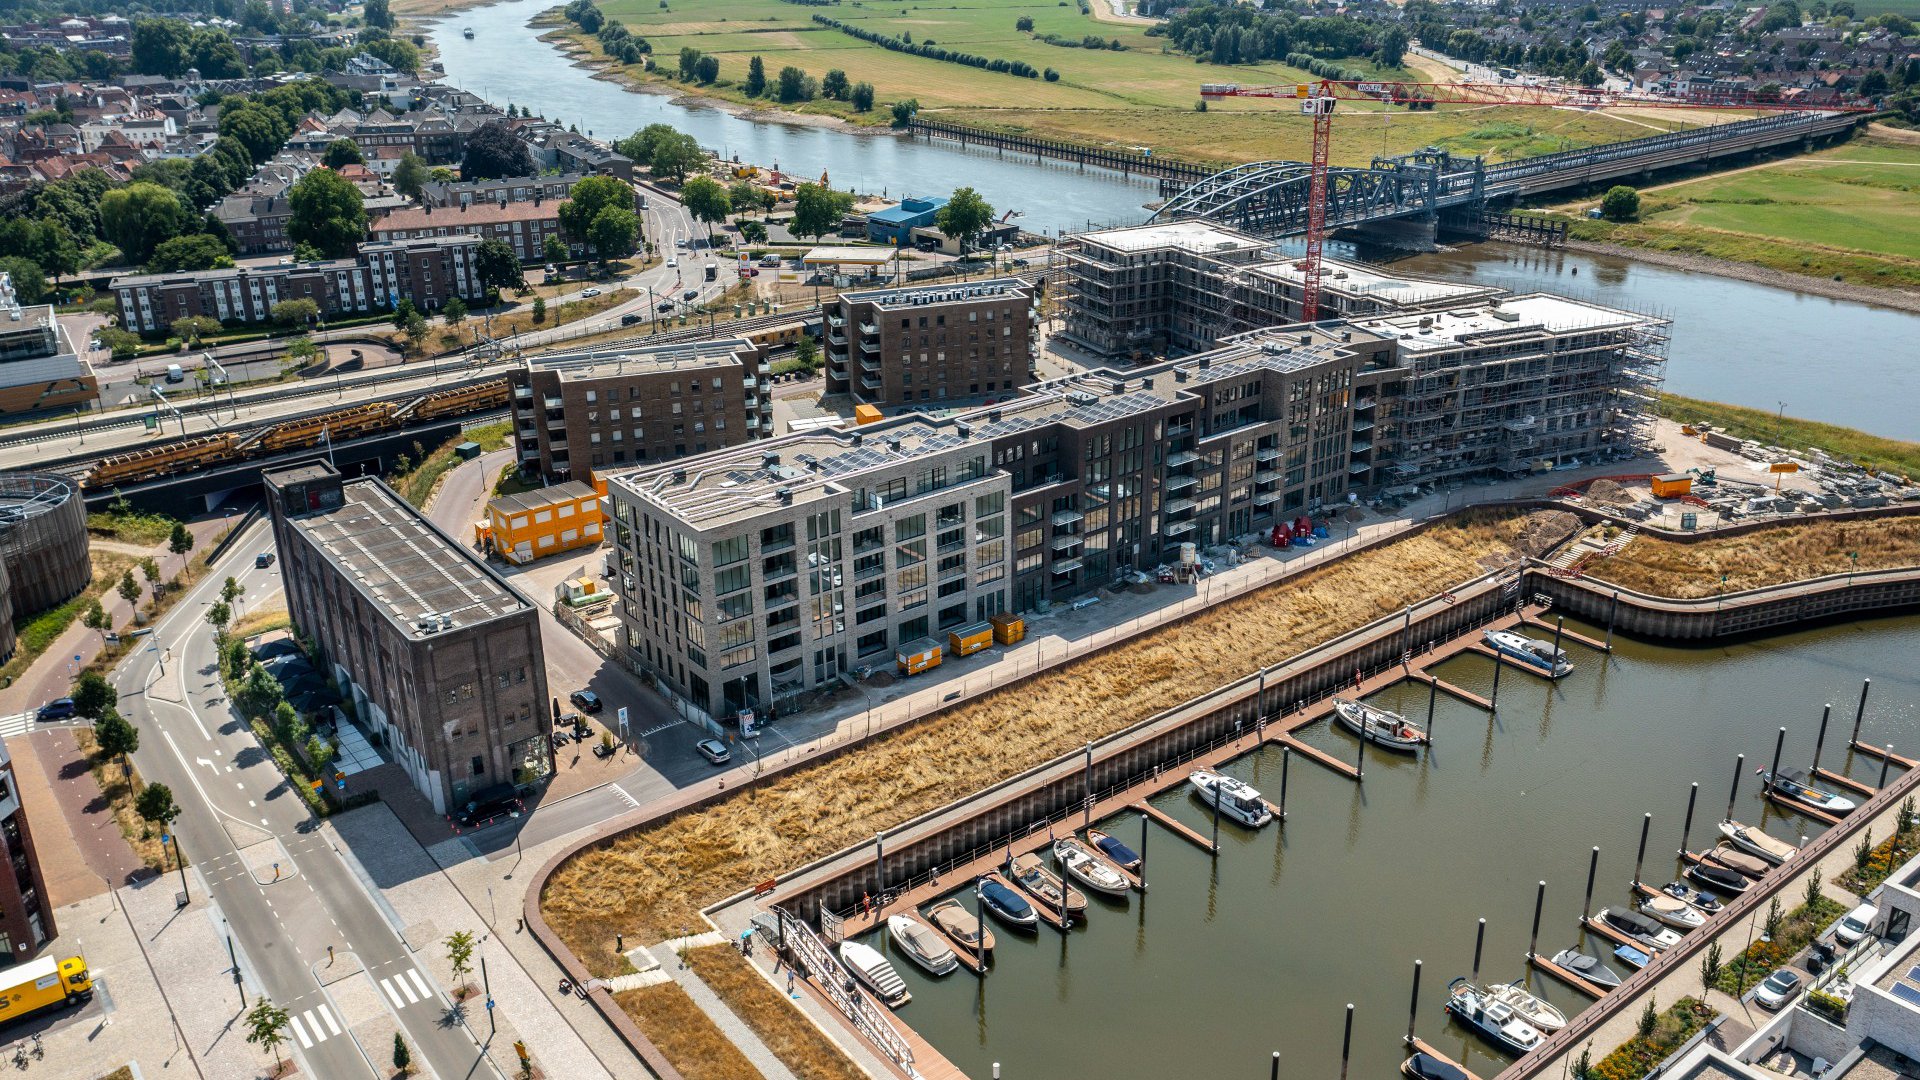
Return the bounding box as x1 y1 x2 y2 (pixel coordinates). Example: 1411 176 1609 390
1650 473 1693 499
990 612 1026 645
947 622 994 657
895 637 943 676
0 955 93 1025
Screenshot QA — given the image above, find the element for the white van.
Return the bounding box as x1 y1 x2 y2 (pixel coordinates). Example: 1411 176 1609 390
164 363 185 383
1834 903 1878 946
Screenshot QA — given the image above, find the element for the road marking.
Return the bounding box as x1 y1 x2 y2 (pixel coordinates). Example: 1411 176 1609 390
190 711 211 741
380 977 408 1009
289 1012 312 1048
196 757 215 770
612 784 640 810
316 1004 342 1036
248 801 255 808
406 967 431 1000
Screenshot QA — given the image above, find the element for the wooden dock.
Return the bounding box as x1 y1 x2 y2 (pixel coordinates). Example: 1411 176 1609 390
1406 1038 1487 1080
1851 741 1917 769
1763 789 1842 826
1813 768 1877 797
1526 951 1611 998
1518 615 1610 652
1270 734 1360 781
986 869 1068 931
1405 670 1494 711
1133 801 1219 854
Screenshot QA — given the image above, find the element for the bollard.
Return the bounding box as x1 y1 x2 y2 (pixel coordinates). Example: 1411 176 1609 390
1851 679 1872 745
1679 782 1699 857
1633 813 1651 888
1407 959 1423 1043
1582 846 1600 917
1812 704 1831 774
1725 753 1746 820
1529 881 1546 957
1471 918 1486 983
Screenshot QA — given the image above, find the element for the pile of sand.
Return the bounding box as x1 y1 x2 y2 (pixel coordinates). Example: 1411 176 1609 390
1507 510 1583 560
1584 479 1638 506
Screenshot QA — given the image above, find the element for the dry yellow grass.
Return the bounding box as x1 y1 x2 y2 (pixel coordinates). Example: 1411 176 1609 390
1584 515 1920 599
232 606 291 641
610 982 759 1080
684 947 866 1080
543 511 1538 962
75 728 174 874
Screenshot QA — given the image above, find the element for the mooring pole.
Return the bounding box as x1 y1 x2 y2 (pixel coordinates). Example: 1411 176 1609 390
1633 813 1651 888
875 833 886 896
1604 590 1619 651
1881 746 1895 791
1426 677 1439 740
1355 724 1366 783
1139 811 1149 892
1679 782 1699 856
1851 679 1872 745
1270 1051 1280 1080
1279 745 1291 821
1339 1004 1354 1080
1726 753 1746 820
1490 646 1504 712
1551 616 1565 666
1471 918 1486 983
1407 959 1423 1044
1210 775 1221 854
1812 704 1831 774
1767 727 1787 792
1084 742 1094 828
1529 881 1546 957
1582 846 1600 917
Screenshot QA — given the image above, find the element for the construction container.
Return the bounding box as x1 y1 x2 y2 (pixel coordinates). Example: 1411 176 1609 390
455 441 482 460
854 403 884 425
948 622 994 657
895 638 942 676
1650 473 1693 499
990 612 1026 645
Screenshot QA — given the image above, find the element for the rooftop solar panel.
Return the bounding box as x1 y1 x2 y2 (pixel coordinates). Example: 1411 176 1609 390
1890 981 1920 1007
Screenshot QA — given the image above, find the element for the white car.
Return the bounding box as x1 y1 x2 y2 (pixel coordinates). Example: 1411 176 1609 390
1753 969 1801 1011
1834 903 1878 946
695 738 730 765
581 287 602 298
667 257 678 267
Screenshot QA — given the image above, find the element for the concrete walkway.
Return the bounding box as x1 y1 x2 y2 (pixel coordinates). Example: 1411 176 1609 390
652 941 801 1080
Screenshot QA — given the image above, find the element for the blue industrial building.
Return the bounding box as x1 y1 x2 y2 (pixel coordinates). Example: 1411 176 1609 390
866 195 947 246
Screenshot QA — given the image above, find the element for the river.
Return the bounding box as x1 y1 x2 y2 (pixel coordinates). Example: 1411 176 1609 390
429 4 1920 435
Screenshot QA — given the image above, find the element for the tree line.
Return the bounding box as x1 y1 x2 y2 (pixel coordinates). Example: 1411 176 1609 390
810 14 1041 79
1147 1 1408 70
562 0 651 65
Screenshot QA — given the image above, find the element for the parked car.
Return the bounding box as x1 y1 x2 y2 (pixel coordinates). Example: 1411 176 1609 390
695 739 731 765
36 698 76 721
569 689 603 713
621 313 644 326
1753 969 1801 1011
255 552 275 568
657 301 675 312
581 287 602 298
682 289 697 301
454 787 522 829
667 257 678 268
1834 903 1879 946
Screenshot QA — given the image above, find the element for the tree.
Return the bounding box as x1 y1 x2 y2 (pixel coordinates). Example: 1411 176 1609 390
850 82 875 112
745 56 767 97
171 316 223 347
891 98 920 127
645 131 705 183
461 123 535 181
71 670 116 720
738 220 768 245
322 139 365 169
117 570 141 605
392 299 420 331
285 336 317 365
791 182 853 240
531 296 547 323
1764 897 1784 942
1699 941 1723 990
795 334 820 372
83 599 108 638
169 521 195 558
0 259 45 305
444 297 468 326
393 151 429 199
365 0 395 29
287 169 366 258
588 207 640 263
680 176 730 238
542 234 570 267
935 186 994 252
218 101 292 165
207 601 232 635
244 999 291 1069
132 18 194 77
821 69 850 100
98 328 141 361
556 175 636 242
222 575 244 609
1636 998 1659 1041
776 66 817 103
445 930 476 994
305 734 335 774
475 237 525 293
271 298 320 327
393 1033 412 1076
1372 26 1409 68
401 310 429 354
141 556 162 595
99 182 188 265
136 781 179 833
149 235 234 273
1861 69 1889 96
95 709 140 780
1600 185 1640 221
1016 15 1034 30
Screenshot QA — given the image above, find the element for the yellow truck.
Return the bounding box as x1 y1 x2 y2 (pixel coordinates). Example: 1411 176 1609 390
0 955 92 1027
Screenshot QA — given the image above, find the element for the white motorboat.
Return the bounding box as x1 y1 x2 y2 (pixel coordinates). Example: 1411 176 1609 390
1638 892 1705 930
1718 820 1798 865
1548 948 1621 990
1052 838 1130 897
1482 629 1574 677
1701 843 1771 878
1485 981 1568 1033
1188 769 1273 828
1332 697 1428 752
461 26 474 37
1597 906 1682 951
1661 880 1725 914
1445 978 1543 1056
838 939 911 1008
885 915 958 977
927 898 995 957
1757 768 1857 815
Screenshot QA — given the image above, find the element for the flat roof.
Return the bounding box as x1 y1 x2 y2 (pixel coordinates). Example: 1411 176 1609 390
524 338 755 384
489 480 598 517
289 477 528 637
1354 294 1659 352
1247 257 1499 305
803 246 899 265
1078 221 1268 255
840 277 1031 309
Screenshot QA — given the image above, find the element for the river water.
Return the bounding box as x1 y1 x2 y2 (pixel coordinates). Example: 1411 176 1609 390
872 615 1920 1080
430 1 1920 438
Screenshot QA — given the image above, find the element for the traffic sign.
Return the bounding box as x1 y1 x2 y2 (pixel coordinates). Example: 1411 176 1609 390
486 998 495 1010
310 778 324 790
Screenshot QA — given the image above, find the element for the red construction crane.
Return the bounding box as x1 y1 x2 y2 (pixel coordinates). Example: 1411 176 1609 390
1198 78 1873 322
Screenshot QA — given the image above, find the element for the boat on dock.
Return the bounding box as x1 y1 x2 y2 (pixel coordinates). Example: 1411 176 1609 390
1686 861 1751 896
1332 697 1428 752
927 898 995 957
975 877 1038 931
1482 629 1574 677
1549 948 1622 990
1638 892 1706 930
1052 838 1129 897
1010 852 1087 915
1718 820 1798 865
1486 981 1568 1032
1188 769 1273 828
1701 843 1771 878
1445 978 1544 1056
886 915 958 977
1086 828 1140 873
1599 906 1683 951
1661 880 1725 914
838 939 911 1008
1757 768 1857 815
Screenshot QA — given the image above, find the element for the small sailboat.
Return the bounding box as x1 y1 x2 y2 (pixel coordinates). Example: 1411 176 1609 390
1598 906 1682 951
1686 860 1751 896
1332 697 1428 752
1188 768 1273 828
1052 838 1129 897
1701 843 1771 879
1444 978 1544 1056
1482 629 1574 677
1661 880 1725 914
1010 852 1086 915
1548 948 1622 990
1757 768 1857 815
885 915 957 977
1086 828 1140 873
926 898 995 958
1718 820 1798 865
1485 981 1568 1032
838 939 910 1008
1638 892 1705 930
976 877 1037 930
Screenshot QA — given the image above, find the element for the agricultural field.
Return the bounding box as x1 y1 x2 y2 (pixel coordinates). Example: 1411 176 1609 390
1583 515 1920 599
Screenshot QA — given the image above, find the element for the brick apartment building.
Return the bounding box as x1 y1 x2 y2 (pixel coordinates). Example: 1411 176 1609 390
822 278 1037 408
371 200 567 262
510 338 773 483
421 172 585 209
111 235 483 333
0 737 57 963
263 461 552 814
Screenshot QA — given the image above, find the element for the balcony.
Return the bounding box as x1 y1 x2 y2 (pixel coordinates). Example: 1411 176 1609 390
1503 415 1538 432
1349 440 1372 454
543 397 562 410
858 322 878 336
744 396 759 410
860 339 881 354
1348 461 1372 475
1052 557 1084 575
1254 490 1283 505
827 313 845 328
1256 447 1282 463
1164 496 1195 515
1164 520 1196 535
513 387 532 400
1168 450 1200 468
1051 533 1083 551
1049 508 1084 527
1254 469 1280 485
1166 420 1194 438
828 332 848 347
860 357 881 374
861 376 883 391
1354 397 1375 411
1165 474 1199 491
1352 417 1376 433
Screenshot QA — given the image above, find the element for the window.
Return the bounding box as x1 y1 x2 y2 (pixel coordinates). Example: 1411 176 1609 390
714 564 750 595
712 534 750 566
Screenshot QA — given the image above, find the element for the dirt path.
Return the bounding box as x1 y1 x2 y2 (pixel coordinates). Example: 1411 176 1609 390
1086 0 1156 25
1867 122 1920 144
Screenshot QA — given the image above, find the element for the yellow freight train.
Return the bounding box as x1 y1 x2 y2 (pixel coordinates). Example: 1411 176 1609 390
84 434 243 489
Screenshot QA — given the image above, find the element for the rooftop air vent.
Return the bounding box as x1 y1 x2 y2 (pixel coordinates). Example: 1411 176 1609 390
672 468 688 483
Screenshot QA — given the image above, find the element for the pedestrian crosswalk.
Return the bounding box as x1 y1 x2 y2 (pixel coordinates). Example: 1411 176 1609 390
287 1002 344 1049
378 966 435 1010
0 713 32 740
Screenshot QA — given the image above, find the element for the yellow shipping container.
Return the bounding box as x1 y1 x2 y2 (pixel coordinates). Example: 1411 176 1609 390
895 637 943 676
990 612 1026 645
947 622 994 657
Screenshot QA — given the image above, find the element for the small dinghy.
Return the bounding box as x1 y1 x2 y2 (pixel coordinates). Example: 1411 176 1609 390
1188 768 1273 828
886 915 957 977
1686 861 1750 896
1661 880 1724 915
1638 892 1705 930
1598 906 1682 951
1053 838 1130 897
1548 948 1621 990
838 939 911 1008
1445 978 1543 1056
1009 852 1086 915
927 898 994 958
1485 981 1568 1032
1482 629 1573 677
1718 820 1798 865
975 877 1037 931
1757 768 1857 815
1086 829 1140 873
1332 697 1428 752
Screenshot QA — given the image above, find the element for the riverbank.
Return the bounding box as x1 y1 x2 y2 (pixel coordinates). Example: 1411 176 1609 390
1657 391 1920 478
1559 236 1920 314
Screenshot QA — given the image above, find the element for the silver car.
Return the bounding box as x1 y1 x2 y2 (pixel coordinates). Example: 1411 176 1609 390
695 739 730 765
1753 969 1801 1011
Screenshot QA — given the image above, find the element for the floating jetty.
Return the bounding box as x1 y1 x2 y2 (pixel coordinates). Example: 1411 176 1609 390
1406 1038 1487 1080
1526 951 1612 998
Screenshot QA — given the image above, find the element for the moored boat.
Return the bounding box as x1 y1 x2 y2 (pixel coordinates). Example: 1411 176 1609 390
1010 852 1087 915
975 877 1037 931
1548 948 1622 990
1757 768 1857 815
1718 820 1798 865
1086 829 1141 873
1661 880 1725 914
1444 978 1544 1056
838 939 911 1008
1598 906 1682 951
1612 943 1651 970
1686 861 1751 896
462 26 474 37
927 897 995 957
1053 838 1129 897
1485 981 1568 1032
885 915 958 977
1701 843 1771 879
1482 629 1574 677
1332 697 1428 752
1638 892 1705 930
1188 768 1273 828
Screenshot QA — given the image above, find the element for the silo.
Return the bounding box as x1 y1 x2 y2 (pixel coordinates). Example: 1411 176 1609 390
0 473 91 618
